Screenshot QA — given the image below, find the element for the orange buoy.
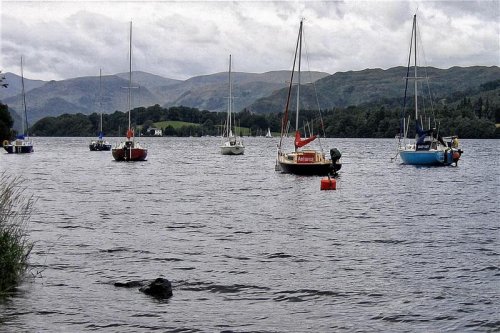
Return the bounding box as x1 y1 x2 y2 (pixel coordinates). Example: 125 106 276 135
452 151 460 160
320 177 337 190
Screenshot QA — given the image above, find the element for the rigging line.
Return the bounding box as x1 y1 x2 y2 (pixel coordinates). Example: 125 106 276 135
390 147 400 162
279 20 301 150
227 55 232 137
417 79 427 126
296 19 303 132
128 21 132 130
415 17 436 124
20 56 28 136
401 16 414 141
99 68 103 134
301 21 326 139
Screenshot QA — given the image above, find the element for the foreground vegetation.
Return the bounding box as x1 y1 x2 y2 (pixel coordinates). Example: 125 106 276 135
0 175 34 295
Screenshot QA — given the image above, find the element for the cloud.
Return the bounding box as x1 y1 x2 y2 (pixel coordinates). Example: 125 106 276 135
1 1 498 81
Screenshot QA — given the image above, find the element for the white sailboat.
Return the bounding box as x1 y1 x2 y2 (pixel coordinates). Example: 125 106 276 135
397 14 462 166
220 54 245 155
3 57 33 154
265 128 272 138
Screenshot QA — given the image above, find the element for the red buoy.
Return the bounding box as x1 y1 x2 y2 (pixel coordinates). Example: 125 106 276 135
320 177 337 190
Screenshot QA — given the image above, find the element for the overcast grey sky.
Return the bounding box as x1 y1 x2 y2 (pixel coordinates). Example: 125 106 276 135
1 0 498 81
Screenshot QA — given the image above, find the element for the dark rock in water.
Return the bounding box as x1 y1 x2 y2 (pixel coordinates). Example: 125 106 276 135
114 278 173 299
114 280 145 288
139 278 173 299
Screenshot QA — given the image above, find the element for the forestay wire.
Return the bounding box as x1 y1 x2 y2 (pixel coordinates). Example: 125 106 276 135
415 18 437 129
302 24 327 144
401 17 414 141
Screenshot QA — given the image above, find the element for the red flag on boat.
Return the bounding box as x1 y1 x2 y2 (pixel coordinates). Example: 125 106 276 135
294 131 316 149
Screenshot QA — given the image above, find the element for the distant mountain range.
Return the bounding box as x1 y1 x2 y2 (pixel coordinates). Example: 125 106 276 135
0 70 328 128
1 66 498 130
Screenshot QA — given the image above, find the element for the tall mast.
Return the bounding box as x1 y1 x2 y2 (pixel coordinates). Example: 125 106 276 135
279 20 301 150
413 15 418 121
228 54 232 136
99 68 103 134
20 56 27 136
296 20 303 132
128 21 132 131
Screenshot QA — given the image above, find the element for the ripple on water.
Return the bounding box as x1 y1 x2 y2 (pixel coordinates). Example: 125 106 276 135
0 137 498 332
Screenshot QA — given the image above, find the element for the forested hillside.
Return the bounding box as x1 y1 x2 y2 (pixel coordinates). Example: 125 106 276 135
28 78 499 139
4 66 497 133
248 66 500 114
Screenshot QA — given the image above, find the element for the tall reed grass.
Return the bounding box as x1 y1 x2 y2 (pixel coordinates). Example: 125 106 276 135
0 174 34 295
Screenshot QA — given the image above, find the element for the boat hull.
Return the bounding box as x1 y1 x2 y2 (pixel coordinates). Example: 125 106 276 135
220 140 245 155
220 145 245 155
89 141 112 151
112 146 147 161
3 140 33 154
277 150 341 176
399 149 461 166
278 160 340 176
3 145 33 154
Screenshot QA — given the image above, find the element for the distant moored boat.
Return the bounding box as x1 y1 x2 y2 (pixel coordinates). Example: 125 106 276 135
220 54 245 156
3 57 33 154
112 21 147 162
89 69 111 152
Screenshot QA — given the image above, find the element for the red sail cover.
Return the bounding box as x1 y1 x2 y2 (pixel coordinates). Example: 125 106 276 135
294 131 316 149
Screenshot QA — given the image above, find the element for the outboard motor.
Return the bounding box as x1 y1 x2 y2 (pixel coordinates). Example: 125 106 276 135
124 141 133 161
329 148 342 175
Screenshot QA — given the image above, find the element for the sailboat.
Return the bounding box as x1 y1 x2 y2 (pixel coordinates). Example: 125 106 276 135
265 128 272 138
89 69 112 151
220 54 245 155
112 22 147 162
3 57 33 154
276 20 341 176
397 14 462 166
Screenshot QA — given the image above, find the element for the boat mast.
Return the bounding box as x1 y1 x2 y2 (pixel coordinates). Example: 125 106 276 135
99 68 103 135
20 56 27 136
228 54 232 137
128 21 132 133
413 15 418 122
296 20 303 133
278 20 301 150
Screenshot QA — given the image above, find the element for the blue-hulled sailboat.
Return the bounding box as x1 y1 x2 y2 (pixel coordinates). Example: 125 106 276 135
397 14 462 166
3 57 33 154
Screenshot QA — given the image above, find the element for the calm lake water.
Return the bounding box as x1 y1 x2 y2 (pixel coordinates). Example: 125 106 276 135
0 137 498 332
